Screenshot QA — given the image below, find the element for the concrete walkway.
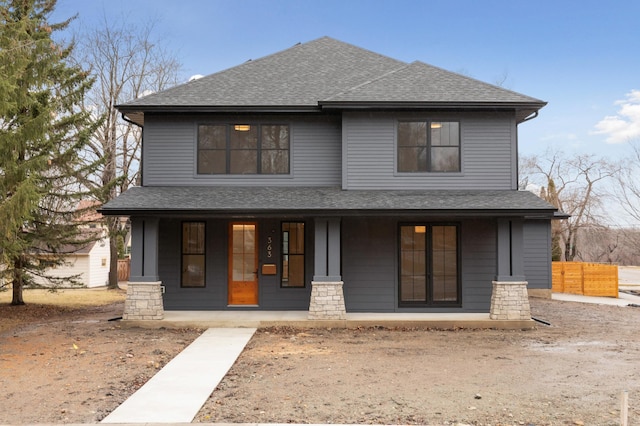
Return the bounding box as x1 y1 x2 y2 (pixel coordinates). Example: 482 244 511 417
101 328 256 424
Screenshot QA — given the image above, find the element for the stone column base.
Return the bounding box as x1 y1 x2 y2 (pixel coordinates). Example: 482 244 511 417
123 281 164 320
308 281 346 320
490 281 531 320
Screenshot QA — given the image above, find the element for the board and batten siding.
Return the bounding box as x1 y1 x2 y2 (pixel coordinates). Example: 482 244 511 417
142 115 341 187
523 219 552 289
342 112 517 190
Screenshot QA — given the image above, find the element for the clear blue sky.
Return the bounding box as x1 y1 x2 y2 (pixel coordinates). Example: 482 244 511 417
51 0 640 160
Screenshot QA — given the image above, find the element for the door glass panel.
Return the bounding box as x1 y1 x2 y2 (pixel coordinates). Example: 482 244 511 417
399 225 427 303
231 224 256 281
432 225 458 302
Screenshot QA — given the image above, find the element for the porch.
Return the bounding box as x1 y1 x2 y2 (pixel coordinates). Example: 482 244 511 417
119 310 535 330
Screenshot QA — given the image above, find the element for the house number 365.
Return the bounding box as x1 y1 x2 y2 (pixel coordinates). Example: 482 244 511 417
266 236 273 258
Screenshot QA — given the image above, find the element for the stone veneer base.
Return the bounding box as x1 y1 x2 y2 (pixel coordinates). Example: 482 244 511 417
308 281 346 320
123 281 164 320
490 281 531 320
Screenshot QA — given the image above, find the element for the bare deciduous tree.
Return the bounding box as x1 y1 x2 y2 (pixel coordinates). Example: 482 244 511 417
520 149 618 261
74 15 181 288
614 141 640 222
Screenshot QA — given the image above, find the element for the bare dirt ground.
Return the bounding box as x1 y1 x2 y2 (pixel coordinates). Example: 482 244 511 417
1 292 639 425
0 290 202 424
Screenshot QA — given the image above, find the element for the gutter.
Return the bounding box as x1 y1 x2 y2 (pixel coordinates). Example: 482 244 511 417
120 112 142 129
520 110 539 123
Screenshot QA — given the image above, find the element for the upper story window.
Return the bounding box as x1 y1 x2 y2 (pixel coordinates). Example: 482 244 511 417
397 121 460 173
198 124 290 175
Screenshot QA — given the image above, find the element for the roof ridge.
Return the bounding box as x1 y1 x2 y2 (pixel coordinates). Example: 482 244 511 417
322 62 412 102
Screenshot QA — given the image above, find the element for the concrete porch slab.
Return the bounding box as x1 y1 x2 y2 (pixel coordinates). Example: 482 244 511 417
120 310 535 330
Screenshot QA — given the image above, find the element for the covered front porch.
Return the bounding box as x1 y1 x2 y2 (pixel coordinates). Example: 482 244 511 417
100 186 557 324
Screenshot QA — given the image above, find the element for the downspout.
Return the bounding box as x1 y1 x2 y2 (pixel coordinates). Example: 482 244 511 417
120 112 144 186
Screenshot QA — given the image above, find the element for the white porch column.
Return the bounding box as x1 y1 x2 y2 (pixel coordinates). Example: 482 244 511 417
124 217 164 320
490 218 531 320
309 218 346 320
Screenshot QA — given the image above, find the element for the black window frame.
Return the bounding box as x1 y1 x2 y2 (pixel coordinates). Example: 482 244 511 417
181 221 206 288
197 123 290 175
398 222 461 307
280 221 306 288
397 120 461 173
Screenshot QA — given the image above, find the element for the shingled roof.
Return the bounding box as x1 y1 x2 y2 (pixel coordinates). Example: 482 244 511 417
100 186 556 217
118 37 545 125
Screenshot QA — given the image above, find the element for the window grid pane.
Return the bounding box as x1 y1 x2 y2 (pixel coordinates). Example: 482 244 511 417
182 222 205 288
397 121 459 173
282 222 305 288
198 124 290 175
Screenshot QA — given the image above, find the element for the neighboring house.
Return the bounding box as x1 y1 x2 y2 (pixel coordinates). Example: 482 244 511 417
32 201 110 288
101 37 557 321
33 234 110 288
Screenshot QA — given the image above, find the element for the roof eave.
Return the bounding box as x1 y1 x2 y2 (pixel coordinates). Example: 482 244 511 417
318 101 546 123
99 207 557 218
318 100 547 110
117 105 324 126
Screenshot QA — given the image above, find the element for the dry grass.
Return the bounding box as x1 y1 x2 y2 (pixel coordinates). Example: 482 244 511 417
0 287 126 307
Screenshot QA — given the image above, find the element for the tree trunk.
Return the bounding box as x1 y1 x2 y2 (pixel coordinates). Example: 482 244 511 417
565 229 573 261
11 257 25 306
108 235 119 289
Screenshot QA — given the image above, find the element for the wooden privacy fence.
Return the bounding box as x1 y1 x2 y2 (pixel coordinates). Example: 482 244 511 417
552 262 618 297
117 258 130 282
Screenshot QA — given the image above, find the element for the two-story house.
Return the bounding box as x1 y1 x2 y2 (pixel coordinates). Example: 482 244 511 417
101 37 556 323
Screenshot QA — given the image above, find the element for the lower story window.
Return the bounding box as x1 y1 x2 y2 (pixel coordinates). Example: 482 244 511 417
182 222 205 287
281 222 305 287
399 224 459 305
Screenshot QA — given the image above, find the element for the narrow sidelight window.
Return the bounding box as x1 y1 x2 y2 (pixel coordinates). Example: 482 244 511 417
399 224 459 305
281 222 305 287
181 222 205 287
397 121 460 172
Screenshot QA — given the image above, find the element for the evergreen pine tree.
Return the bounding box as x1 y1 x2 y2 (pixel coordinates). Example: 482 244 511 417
0 0 99 305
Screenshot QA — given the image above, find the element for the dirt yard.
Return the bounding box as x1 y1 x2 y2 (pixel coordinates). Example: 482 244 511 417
1 291 639 425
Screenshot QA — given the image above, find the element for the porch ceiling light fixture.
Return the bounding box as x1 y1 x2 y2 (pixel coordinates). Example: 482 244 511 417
414 225 426 233
430 122 442 129
234 124 251 131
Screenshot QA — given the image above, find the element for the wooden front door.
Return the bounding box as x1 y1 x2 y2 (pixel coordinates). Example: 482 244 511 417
228 222 258 305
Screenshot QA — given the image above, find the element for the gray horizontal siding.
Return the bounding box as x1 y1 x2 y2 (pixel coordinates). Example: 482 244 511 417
143 115 341 187
460 219 496 311
342 217 398 312
342 112 516 190
158 215 508 312
523 219 552 289
159 218 228 310
342 217 497 313
159 218 311 310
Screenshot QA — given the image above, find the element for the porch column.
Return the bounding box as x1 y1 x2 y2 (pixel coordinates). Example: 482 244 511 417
490 218 531 320
124 217 164 320
309 218 346 320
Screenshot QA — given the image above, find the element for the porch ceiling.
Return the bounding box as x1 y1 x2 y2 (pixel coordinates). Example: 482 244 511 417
100 186 556 218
